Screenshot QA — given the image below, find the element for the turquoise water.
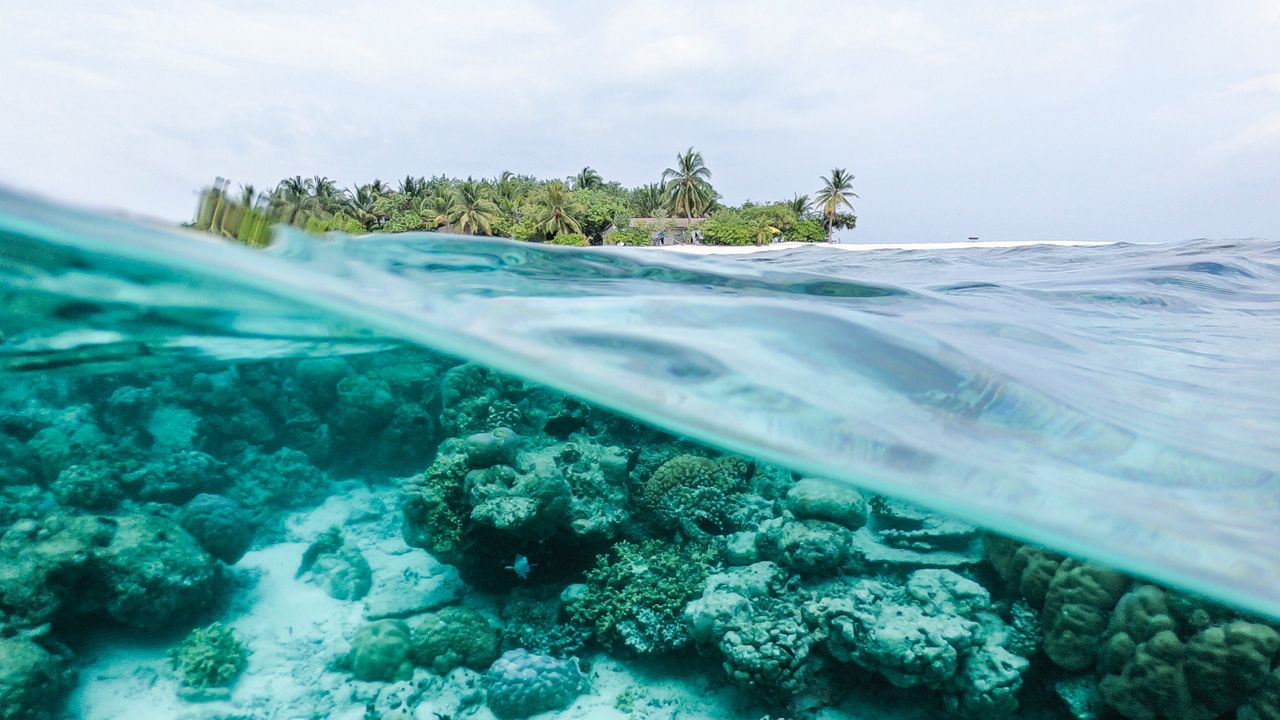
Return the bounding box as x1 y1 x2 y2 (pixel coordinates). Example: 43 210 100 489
2 189 1279 720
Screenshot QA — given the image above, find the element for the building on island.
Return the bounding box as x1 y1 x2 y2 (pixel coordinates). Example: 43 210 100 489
626 217 705 245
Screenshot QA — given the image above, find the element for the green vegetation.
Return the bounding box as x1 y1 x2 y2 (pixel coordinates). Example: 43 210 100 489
169 622 249 689
661 147 717 228
551 232 589 246
815 167 859 241
192 149 858 246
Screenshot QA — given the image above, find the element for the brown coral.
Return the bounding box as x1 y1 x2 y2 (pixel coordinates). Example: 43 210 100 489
1041 559 1129 671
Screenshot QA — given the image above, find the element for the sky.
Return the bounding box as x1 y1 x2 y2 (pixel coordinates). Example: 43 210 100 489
1 1 1277 243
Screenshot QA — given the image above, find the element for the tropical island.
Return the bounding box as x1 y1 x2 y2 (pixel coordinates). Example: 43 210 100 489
192 148 859 249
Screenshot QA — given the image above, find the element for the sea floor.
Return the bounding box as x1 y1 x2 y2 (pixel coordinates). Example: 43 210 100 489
62 481 922 720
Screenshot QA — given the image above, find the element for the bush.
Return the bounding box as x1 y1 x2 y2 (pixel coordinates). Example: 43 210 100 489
512 216 541 241
699 209 757 246
383 209 425 233
608 228 652 246
572 188 633 243
790 218 827 242
551 233 589 246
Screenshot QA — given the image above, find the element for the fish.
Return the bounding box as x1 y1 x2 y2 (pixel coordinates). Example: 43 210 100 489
504 554 533 580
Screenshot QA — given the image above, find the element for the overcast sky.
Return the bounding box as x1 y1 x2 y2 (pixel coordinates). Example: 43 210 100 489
1 1 1277 243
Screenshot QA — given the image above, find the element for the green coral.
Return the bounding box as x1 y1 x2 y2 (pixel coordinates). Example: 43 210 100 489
400 441 470 562
501 591 592 658
169 622 248 689
1098 585 1280 720
346 620 414 682
1041 559 1130 671
571 539 719 655
638 454 747 538
410 606 501 674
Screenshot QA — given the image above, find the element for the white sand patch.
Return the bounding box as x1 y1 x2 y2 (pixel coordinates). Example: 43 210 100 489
638 239 1112 254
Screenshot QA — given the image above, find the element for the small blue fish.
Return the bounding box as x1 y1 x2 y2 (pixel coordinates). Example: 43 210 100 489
505 554 534 580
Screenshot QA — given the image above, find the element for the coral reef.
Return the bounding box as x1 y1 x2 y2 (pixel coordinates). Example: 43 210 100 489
484 649 585 719
500 588 592 658
169 622 249 689
409 606 501 674
571 539 719 656
402 421 635 588
346 620 415 682
179 493 254 564
0 512 220 630
4 346 1276 720
0 630 76 720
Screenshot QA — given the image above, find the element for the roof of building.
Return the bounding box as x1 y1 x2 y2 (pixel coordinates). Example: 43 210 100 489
628 217 705 229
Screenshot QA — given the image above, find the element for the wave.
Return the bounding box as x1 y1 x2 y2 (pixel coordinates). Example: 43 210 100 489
2 189 1278 618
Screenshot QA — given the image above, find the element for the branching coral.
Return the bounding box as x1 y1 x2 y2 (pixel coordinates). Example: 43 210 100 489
571 539 719 656
169 622 248 689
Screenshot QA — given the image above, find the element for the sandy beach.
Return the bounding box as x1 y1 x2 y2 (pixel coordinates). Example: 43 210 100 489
640 240 1112 255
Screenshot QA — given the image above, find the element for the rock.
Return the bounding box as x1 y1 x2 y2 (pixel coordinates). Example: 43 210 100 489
296 527 372 601
724 531 759 565
1055 676 1106 720
364 551 463 620
756 517 850 575
0 635 76 720
0 512 221 630
785 478 868 529
464 427 521 468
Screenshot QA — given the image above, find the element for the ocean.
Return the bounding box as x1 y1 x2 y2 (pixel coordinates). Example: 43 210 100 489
1 189 1277 720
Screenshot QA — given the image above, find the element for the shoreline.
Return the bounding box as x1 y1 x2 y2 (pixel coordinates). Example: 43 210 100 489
637 239 1113 254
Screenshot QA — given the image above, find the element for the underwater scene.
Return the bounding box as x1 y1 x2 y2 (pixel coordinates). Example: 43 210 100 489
2 192 1280 720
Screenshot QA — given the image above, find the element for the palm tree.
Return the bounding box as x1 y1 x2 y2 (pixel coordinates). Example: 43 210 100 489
632 183 665 217
398 175 426 199
661 147 715 230
786 194 812 217
494 176 526 222
448 178 500 235
344 183 383 230
572 166 604 191
528 181 585 239
814 168 858 241
424 190 453 229
272 176 321 226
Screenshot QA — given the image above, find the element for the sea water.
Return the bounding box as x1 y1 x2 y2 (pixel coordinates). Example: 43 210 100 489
0 189 1278 720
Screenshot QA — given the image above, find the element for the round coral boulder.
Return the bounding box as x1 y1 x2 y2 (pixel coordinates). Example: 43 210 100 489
179 494 253 565
485 649 584 719
410 606 501 674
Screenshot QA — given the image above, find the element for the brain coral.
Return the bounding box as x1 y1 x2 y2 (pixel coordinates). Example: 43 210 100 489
484 649 584 719
179 493 253 565
410 606 501 674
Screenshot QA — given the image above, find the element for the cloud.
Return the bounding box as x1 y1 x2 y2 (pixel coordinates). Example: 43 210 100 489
0 0 1277 241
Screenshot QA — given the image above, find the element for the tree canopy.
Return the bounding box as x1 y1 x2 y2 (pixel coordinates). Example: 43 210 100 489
192 149 858 247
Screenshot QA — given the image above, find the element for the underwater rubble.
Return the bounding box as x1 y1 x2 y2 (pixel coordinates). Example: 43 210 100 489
0 347 1277 720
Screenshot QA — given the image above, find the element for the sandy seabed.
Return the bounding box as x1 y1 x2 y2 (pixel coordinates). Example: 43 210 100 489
62 482 925 720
